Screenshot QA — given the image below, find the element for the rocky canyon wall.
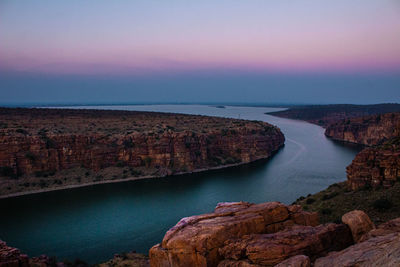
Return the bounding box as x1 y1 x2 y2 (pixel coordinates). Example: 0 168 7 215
0 108 284 196
325 112 400 146
324 112 400 190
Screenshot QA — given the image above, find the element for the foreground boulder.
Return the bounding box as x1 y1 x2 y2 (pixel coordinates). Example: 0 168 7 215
314 233 400 267
341 210 375 242
219 224 352 266
149 202 318 267
274 255 310 267
359 217 400 242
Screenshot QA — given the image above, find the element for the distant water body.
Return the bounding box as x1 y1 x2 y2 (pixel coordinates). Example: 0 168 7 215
0 105 361 263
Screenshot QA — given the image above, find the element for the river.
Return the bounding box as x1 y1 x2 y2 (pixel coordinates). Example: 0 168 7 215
0 105 361 263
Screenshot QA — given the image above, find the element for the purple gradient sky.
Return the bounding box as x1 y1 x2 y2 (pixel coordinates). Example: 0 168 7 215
1 0 400 75
1 1 400 105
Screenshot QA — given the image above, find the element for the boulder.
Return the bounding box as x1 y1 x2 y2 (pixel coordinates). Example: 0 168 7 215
149 202 318 267
219 224 352 266
341 210 375 242
314 233 400 267
359 217 400 242
274 255 310 267
0 240 29 267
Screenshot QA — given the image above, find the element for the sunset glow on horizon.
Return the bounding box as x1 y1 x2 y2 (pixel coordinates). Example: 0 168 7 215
1 0 400 75
1 0 400 105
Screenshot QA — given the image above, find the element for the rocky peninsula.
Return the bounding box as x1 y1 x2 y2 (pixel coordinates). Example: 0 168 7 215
0 108 284 197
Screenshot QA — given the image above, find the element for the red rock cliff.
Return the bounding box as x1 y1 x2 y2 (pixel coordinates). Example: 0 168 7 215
324 113 400 190
0 108 284 195
325 112 400 146
346 139 400 190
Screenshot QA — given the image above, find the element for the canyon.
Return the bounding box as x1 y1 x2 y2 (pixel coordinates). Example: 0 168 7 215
2 104 400 266
270 105 400 190
325 112 400 190
0 108 284 197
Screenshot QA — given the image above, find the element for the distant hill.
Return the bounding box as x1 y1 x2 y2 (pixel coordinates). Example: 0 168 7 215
267 104 400 127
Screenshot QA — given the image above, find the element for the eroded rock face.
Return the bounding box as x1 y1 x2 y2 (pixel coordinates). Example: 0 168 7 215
274 255 310 267
0 108 284 195
359 217 400 242
314 233 400 267
324 112 400 190
0 240 29 267
149 202 318 267
219 224 352 267
346 142 400 190
341 210 375 243
325 112 400 146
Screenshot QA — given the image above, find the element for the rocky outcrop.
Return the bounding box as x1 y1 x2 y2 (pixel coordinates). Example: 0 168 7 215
314 233 400 267
359 217 400 242
323 112 400 190
99 252 149 267
0 240 29 267
0 108 284 196
149 202 319 267
274 255 310 267
346 139 400 190
341 210 375 242
149 205 400 267
325 112 400 146
219 224 352 266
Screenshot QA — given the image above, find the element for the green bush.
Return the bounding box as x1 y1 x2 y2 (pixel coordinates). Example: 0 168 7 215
321 208 332 215
25 152 36 161
116 161 126 167
322 192 339 200
0 166 14 177
306 198 316 204
373 198 393 211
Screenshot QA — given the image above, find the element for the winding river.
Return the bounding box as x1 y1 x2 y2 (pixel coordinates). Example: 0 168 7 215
0 105 361 263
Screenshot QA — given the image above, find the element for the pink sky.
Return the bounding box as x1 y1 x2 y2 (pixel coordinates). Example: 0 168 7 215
1 0 400 75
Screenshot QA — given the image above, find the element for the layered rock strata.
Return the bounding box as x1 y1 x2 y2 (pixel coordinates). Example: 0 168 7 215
0 108 284 196
324 112 400 190
0 240 29 267
325 112 400 146
149 201 320 267
346 140 400 190
149 205 400 267
314 233 400 267
218 224 352 266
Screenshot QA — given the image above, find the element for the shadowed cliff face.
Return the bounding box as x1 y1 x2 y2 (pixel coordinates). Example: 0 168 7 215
325 113 400 146
324 113 400 190
0 108 284 196
267 104 400 127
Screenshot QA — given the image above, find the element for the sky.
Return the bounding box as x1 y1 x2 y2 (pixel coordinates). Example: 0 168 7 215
1 0 400 105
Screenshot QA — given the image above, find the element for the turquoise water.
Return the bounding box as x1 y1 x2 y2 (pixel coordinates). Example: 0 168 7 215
0 105 361 263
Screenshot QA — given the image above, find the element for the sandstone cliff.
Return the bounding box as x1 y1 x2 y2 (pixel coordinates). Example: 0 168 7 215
346 138 400 190
325 112 400 146
323 112 400 190
0 108 284 196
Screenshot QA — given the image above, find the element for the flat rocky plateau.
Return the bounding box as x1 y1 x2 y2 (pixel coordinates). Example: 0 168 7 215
0 107 284 197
